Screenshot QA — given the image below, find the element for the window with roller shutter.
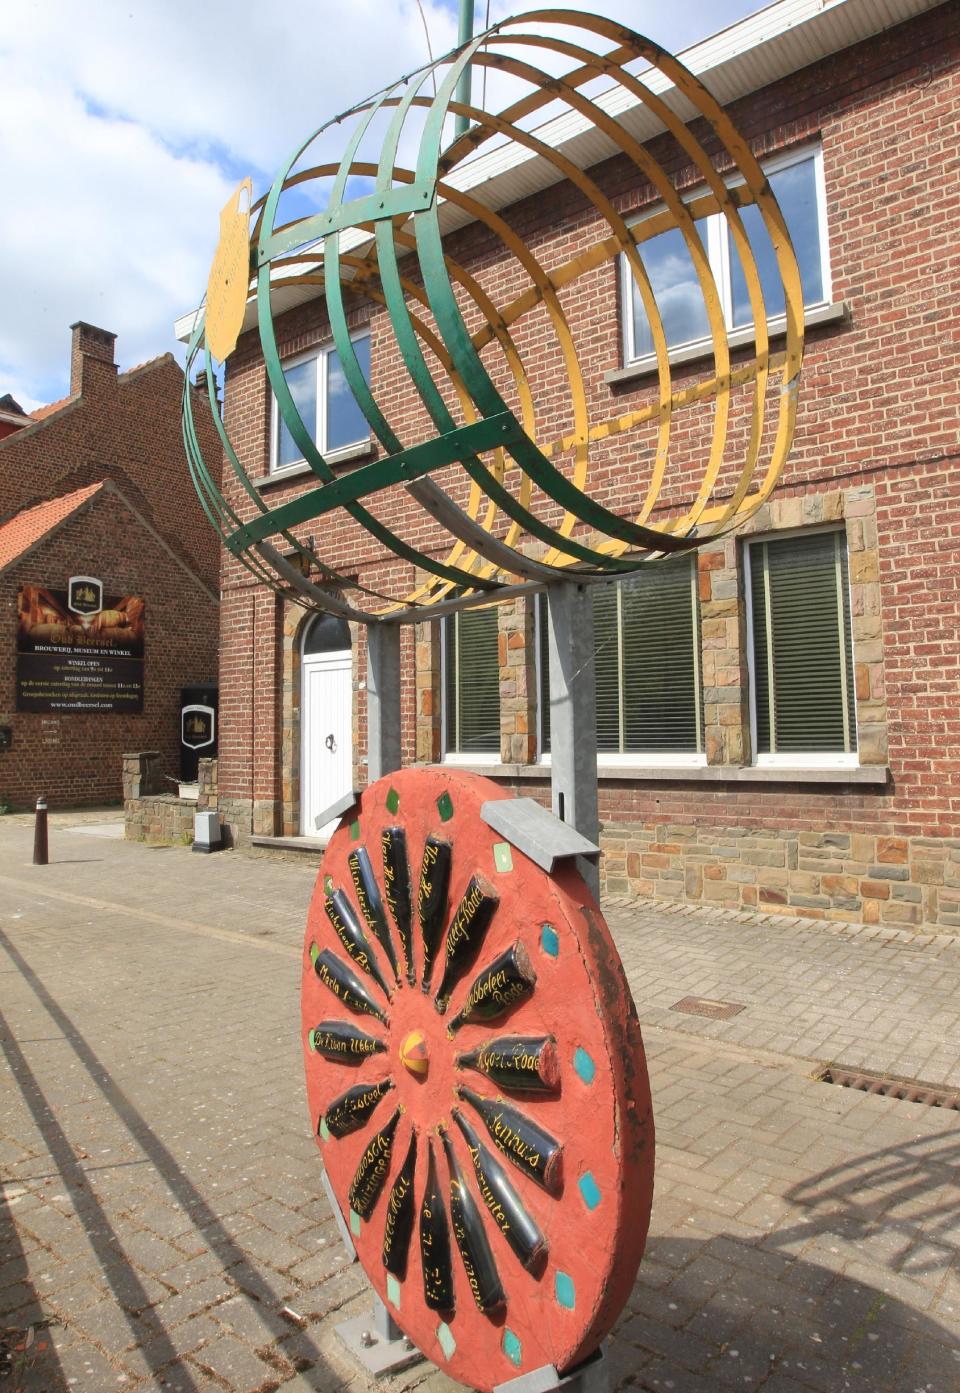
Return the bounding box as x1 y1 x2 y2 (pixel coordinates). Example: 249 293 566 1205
442 604 501 759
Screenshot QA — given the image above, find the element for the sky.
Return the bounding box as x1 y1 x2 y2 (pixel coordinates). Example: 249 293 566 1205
0 0 771 412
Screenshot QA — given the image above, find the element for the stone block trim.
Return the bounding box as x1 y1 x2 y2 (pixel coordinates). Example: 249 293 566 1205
601 822 960 930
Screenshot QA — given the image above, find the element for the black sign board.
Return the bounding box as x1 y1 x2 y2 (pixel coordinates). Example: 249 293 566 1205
182 704 215 750
16 583 145 714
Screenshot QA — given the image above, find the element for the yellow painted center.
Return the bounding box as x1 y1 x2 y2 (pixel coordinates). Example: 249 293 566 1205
400 1029 429 1077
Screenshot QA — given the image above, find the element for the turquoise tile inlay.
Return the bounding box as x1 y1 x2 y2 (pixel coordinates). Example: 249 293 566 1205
386 1274 401 1309
493 841 514 873
502 1329 522 1367
318 1118 330 1142
574 1047 596 1085
578 1171 601 1211
349 1208 361 1236
386 787 400 814
555 1271 576 1310
437 791 454 822
540 923 560 957
437 1322 456 1360
349 819 361 840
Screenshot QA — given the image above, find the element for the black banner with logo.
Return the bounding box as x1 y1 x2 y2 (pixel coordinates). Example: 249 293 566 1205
16 583 145 714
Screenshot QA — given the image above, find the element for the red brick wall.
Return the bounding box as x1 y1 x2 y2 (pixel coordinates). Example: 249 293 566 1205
0 357 223 591
213 5 960 926
0 488 218 809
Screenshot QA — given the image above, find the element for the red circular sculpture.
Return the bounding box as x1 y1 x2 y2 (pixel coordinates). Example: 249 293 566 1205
301 769 654 1391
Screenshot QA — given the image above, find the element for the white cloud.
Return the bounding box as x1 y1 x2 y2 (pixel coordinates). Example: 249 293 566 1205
0 0 764 409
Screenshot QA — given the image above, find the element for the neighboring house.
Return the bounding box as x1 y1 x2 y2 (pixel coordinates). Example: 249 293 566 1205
192 0 959 931
0 324 222 807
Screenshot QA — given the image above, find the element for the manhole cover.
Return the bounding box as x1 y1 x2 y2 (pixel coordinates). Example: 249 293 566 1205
670 996 745 1020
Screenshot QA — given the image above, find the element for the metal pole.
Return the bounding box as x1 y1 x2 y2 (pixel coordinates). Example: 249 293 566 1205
454 0 475 138
366 624 402 781
33 795 48 866
546 582 600 902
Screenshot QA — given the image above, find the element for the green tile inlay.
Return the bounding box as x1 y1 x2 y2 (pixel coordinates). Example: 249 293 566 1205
323 874 334 894
308 1030 318 1052
349 819 361 840
386 787 400 814
541 923 560 957
578 1171 601 1211
574 1047 596 1085
555 1271 576 1310
386 1273 401 1309
318 1118 330 1142
436 791 454 822
502 1329 522 1367
437 1322 456 1360
349 1208 362 1237
309 941 320 965
493 841 513 873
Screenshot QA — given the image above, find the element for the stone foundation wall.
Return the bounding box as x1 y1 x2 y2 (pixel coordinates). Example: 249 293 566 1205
601 823 960 931
125 793 196 846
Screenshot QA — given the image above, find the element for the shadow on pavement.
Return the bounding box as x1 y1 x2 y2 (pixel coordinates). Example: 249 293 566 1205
612 1231 958 1392
0 1181 66 1393
0 927 340 1390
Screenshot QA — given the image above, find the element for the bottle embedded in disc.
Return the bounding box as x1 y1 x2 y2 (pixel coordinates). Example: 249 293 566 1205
420 1141 455 1312
418 835 451 991
310 944 388 1026
324 888 392 1000
439 1125 505 1314
323 1078 394 1139
347 846 398 979
452 1107 547 1272
382 1130 417 1277
434 875 499 1015
455 1034 559 1092
448 941 536 1034
308 1020 387 1064
348 1106 402 1219
457 1084 563 1194
380 827 411 984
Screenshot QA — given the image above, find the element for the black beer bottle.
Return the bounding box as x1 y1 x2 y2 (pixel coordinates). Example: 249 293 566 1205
310 945 389 1026
418 835 452 992
439 1125 505 1314
455 1034 559 1093
452 1107 547 1272
308 1020 387 1064
457 1085 563 1194
382 1130 418 1277
347 847 398 981
380 827 410 984
420 1141 455 1312
448 942 536 1034
323 1078 394 1139
434 875 499 1015
348 1106 402 1219
325 888 392 1000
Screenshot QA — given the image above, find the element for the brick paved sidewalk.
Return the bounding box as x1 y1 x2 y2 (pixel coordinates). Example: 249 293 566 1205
1 818 958 1393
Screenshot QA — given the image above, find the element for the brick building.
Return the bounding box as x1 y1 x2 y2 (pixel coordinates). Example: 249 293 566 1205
194 0 960 930
0 325 221 807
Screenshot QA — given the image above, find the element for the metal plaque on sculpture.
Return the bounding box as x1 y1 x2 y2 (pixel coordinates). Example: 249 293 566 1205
16 583 145 714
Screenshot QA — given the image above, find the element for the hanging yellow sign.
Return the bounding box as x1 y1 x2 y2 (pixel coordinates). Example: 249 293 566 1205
204 178 253 362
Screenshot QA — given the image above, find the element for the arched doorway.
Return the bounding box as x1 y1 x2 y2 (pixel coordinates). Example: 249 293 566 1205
300 611 352 838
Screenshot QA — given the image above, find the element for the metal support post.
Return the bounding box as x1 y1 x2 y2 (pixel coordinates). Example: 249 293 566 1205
366 623 402 782
546 582 599 902
33 796 48 866
454 0 475 137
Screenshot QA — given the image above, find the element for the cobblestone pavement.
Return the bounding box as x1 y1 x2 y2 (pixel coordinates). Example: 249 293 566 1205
1 815 958 1393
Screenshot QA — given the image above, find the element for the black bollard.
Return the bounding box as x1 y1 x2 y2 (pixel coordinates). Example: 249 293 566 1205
33 796 48 866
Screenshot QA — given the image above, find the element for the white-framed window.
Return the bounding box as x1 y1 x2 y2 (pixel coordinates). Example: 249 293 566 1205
537 558 704 764
270 330 371 473
441 605 501 761
621 144 830 366
744 528 858 767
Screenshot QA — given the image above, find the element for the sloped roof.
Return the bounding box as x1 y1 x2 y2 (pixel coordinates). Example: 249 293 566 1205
0 481 103 573
31 394 76 422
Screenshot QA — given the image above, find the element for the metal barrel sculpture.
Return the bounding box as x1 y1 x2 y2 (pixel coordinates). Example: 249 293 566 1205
183 9 804 626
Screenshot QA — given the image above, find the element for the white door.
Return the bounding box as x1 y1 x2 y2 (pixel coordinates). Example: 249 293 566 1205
301 648 352 839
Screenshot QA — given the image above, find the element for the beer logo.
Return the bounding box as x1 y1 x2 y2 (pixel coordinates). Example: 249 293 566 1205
67 575 103 616
181 703 215 749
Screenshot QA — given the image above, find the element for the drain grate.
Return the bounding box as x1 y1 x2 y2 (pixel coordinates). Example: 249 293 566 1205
816 1065 960 1109
671 995 745 1020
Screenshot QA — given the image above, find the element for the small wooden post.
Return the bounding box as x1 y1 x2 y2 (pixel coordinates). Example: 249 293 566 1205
33 795 48 866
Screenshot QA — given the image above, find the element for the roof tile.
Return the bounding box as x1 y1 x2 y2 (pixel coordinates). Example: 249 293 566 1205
0 481 104 573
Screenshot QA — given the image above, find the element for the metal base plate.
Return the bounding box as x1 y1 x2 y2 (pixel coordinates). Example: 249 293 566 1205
334 1311 424 1378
